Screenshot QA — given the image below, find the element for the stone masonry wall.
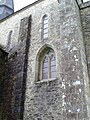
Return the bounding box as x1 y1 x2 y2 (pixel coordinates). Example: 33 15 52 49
80 2 90 84
0 47 8 120
0 0 90 120
3 16 31 120
23 0 90 120
0 0 56 47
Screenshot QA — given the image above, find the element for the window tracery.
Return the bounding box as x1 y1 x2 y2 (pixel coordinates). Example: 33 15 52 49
38 48 56 80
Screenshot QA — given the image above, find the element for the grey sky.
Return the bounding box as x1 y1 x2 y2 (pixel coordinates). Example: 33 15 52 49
14 0 89 11
14 0 36 11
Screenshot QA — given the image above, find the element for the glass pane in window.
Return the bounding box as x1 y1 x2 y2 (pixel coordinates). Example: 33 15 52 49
43 67 48 73
51 71 56 78
43 62 48 68
44 24 48 29
51 61 56 66
44 33 48 39
51 64 56 70
42 56 48 79
44 16 48 20
50 54 56 78
51 68 56 76
44 29 48 34
51 56 56 66
43 15 48 39
42 73 48 79
44 19 48 24
42 66 48 79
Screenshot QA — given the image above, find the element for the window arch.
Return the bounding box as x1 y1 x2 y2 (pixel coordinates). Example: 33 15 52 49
38 47 56 80
6 30 13 51
42 15 48 39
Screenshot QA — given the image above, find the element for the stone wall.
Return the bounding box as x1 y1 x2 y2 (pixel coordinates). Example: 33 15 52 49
23 0 90 120
0 47 8 120
0 0 56 47
0 0 90 120
80 1 90 83
3 16 31 120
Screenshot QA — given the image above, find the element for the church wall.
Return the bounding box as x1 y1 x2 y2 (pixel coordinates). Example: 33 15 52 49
80 1 90 85
23 0 90 120
0 0 56 48
3 16 31 120
0 48 8 120
0 0 90 120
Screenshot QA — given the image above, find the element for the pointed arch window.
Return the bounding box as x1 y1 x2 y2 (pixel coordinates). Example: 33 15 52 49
38 48 56 80
6 30 13 51
43 15 48 39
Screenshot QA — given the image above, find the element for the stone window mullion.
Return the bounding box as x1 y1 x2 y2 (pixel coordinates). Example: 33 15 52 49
38 48 56 81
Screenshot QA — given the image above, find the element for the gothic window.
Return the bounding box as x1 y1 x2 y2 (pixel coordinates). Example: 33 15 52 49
42 15 48 39
38 48 56 80
6 30 13 51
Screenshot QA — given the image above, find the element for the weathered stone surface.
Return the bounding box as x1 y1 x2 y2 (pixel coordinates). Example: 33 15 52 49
80 2 90 80
23 0 89 120
0 0 90 120
0 48 8 120
2 16 31 120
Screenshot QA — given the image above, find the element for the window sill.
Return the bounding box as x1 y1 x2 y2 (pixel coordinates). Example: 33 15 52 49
35 78 57 84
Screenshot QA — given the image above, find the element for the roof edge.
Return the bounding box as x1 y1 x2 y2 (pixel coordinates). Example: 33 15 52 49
80 1 90 9
0 44 8 53
0 0 44 23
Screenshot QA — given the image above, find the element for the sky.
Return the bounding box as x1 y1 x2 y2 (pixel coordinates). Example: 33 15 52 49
14 0 89 11
14 0 36 11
